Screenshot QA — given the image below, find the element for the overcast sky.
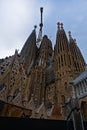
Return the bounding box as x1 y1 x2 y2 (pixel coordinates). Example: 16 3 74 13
0 0 87 63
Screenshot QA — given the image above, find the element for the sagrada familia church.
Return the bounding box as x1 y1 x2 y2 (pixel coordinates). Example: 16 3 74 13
0 7 87 123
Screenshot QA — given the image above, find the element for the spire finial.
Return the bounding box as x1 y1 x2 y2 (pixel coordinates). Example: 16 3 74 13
74 38 76 44
68 31 74 42
57 22 61 29
68 31 72 38
61 23 63 29
15 49 18 55
36 7 43 47
34 25 37 30
39 7 43 30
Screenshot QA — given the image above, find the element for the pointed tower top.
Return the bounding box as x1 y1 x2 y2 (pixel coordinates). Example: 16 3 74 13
68 31 74 42
61 23 63 29
57 22 61 30
68 31 71 36
68 31 72 38
36 7 43 47
34 25 37 30
74 38 77 44
15 49 18 56
39 7 43 30
57 22 64 30
20 28 36 59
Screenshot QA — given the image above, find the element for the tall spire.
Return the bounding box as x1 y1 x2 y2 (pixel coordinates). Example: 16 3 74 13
20 28 37 74
69 32 86 73
40 7 43 31
37 7 43 48
55 22 69 54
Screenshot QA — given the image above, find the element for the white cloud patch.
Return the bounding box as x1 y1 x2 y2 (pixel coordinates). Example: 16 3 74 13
0 0 87 62
0 0 52 58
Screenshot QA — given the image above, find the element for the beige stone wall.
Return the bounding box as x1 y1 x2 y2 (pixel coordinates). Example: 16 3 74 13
0 101 32 117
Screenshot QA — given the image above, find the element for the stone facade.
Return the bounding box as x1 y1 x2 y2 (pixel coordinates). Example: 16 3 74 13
0 20 86 120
